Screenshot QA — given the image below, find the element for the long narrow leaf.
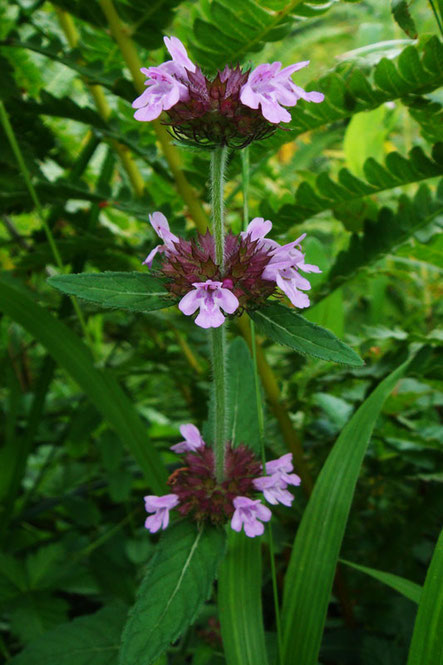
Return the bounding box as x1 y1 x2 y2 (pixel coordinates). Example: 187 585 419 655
340 558 422 604
0 275 167 493
218 531 268 665
250 303 363 366
48 272 175 313
407 529 443 665
281 359 411 665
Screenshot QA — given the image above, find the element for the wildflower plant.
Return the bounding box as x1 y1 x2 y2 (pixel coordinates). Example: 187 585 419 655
47 30 370 662
2 3 440 665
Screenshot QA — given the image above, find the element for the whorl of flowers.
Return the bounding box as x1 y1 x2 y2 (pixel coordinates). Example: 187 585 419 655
144 212 321 328
132 36 324 148
143 425 301 537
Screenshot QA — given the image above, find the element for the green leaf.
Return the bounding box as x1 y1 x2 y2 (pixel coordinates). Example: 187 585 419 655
340 558 422 604
120 521 225 665
9 604 127 665
227 338 261 453
0 274 167 492
190 0 335 73
218 531 268 665
250 302 363 366
281 359 411 665
10 593 69 644
269 143 443 228
317 181 443 301
48 272 175 313
343 106 387 178
391 0 418 39
407 529 443 665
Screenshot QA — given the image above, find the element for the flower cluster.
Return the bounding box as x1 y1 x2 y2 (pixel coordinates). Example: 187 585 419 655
144 212 321 328
132 36 324 148
144 424 301 538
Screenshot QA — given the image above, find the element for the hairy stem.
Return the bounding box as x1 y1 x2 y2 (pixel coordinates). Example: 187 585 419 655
211 326 228 483
211 146 228 269
210 146 229 482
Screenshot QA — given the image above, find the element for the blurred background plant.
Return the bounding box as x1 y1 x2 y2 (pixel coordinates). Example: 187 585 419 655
0 1 442 664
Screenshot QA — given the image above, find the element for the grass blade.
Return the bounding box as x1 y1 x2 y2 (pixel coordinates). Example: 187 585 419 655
407 529 443 665
218 531 269 665
340 558 422 604
281 359 411 665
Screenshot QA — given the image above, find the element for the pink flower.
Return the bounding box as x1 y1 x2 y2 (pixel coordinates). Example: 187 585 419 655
143 212 179 267
262 234 321 309
254 453 301 506
170 424 205 454
264 453 301 483
253 475 296 506
241 217 279 251
132 36 195 122
144 494 179 533
231 496 272 537
178 279 239 329
240 61 324 124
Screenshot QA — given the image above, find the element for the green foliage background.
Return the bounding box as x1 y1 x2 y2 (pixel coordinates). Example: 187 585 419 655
0 0 442 664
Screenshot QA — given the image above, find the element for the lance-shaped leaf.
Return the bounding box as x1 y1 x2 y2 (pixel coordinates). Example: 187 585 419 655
48 272 176 313
250 302 363 366
407 529 443 665
281 359 411 665
120 521 226 665
341 558 422 604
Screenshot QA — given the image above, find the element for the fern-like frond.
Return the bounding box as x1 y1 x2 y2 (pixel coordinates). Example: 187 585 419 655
315 180 443 301
190 0 340 72
263 144 443 229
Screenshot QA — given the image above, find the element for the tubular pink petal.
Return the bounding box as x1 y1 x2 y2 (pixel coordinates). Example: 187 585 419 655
265 453 293 474
164 35 196 72
243 217 273 241
216 288 239 314
277 61 310 78
195 307 225 329
276 272 311 308
240 85 260 109
134 103 163 121
178 290 201 316
300 262 322 274
142 245 161 268
244 520 264 537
